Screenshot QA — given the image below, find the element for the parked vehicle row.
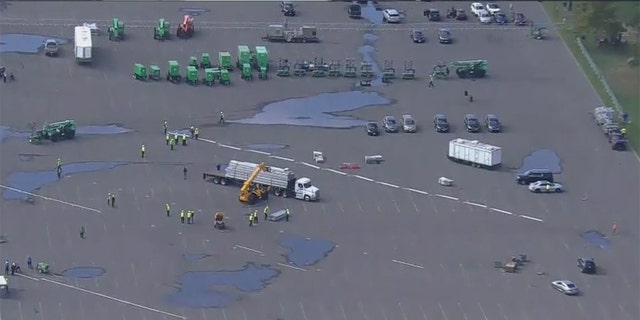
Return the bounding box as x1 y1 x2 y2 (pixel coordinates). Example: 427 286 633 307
365 114 416 135
593 106 628 151
366 113 503 136
411 28 453 44
551 258 598 296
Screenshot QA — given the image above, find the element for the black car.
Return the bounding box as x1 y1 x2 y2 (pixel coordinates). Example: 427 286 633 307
577 258 597 274
366 122 380 136
348 4 361 19
463 114 481 132
485 114 502 132
516 169 554 185
456 9 468 20
437 28 452 44
423 9 441 21
410 29 426 43
281 1 295 16
433 114 450 132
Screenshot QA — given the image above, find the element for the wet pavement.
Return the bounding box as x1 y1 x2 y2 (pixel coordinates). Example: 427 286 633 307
2 161 128 200
279 235 336 267
61 267 106 279
358 2 384 87
166 263 279 308
182 253 209 262
0 33 69 54
518 149 562 174
230 91 391 128
580 230 611 249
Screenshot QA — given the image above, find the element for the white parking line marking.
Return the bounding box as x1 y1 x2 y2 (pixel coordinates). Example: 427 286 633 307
376 181 400 188
463 201 487 208
233 244 264 255
218 143 242 151
198 138 216 144
270 155 295 162
15 273 40 281
277 263 307 272
434 194 459 201
0 185 102 213
324 168 347 175
392 259 424 269
403 187 429 195
299 162 320 169
490 208 514 215
37 278 186 319
352 175 374 182
519 215 544 222
246 149 271 156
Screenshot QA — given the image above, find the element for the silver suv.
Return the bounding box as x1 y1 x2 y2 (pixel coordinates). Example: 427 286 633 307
402 114 416 132
383 116 398 133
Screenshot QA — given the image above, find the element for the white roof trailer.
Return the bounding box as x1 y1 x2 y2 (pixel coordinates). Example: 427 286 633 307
74 26 92 63
448 138 502 169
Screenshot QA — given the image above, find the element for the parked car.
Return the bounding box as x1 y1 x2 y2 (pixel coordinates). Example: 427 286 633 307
437 28 452 44
382 116 398 133
494 12 508 24
433 114 450 133
577 258 597 274
423 8 441 21
551 280 579 295
485 114 502 132
528 180 564 193
281 1 296 16
348 4 361 19
383 9 402 23
463 114 481 132
485 3 501 15
516 169 554 185
402 114 417 133
455 9 468 20
478 11 492 23
365 122 380 136
44 39 59 57
410 29 426 43
513 12 528 26
470 2 486 16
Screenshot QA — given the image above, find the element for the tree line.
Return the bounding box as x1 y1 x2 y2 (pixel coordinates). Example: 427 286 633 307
573 1 639 43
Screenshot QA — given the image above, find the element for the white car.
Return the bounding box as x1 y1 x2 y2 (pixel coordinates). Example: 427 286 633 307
470 3 486 16
551 280 579 295
478 11 492 23
485 3 501 15
528 180 564 193
383 9 402 23
82 22 100 35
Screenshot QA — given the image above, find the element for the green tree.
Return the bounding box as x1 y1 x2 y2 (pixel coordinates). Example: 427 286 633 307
574 2 626 41
616 2 640 29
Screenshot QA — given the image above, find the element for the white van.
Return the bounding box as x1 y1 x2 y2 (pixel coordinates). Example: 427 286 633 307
402 114 417 133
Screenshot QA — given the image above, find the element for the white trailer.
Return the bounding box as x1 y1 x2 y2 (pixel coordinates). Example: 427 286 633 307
448 138 501 169
74 26 92 63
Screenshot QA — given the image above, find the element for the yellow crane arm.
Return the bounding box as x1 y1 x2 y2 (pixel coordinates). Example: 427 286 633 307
240 162 267 194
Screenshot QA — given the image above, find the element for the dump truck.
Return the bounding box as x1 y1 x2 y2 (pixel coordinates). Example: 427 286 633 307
237 45 251 68
154 19 170 40
262 23 319 43
74 26 92 63
29 120 77 144
203 160 320 204
450 60 487 79
107 18 125 41
447 138 501 169
177 15 194 39
44 39 59 57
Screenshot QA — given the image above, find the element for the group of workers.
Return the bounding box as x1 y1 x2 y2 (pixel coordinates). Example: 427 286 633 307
4 260 23 275
249 205 291 226
165 203 197 224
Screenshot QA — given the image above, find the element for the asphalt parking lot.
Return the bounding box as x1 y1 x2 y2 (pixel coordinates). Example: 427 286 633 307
1 1 638 319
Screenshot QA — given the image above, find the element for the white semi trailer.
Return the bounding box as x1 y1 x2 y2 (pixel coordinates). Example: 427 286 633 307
448 138 502 169
203 160 320 202
74 26 92 63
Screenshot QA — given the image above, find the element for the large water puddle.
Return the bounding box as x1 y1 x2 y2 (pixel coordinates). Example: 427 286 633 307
62 267 106 279
0 34 69 54
166 263 279 308
0 125 132 143
518 149 562 174
279 235 336 267
2 161 128 200
230 91 391 128
580 230 611 249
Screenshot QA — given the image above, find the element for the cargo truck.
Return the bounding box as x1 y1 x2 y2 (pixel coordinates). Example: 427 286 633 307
262 23 319 43
74 26 92 63
447 138 501 169
203 160 320 203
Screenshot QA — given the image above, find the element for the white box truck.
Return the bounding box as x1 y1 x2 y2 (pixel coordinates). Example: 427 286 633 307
448 138 501 169
74 26 92 63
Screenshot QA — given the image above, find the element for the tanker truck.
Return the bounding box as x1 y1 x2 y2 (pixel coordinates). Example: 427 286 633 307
203 160 320 204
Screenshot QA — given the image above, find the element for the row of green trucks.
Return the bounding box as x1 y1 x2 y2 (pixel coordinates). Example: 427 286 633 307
133 46 269 85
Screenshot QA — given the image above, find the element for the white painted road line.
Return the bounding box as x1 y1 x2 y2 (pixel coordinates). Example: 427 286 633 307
0 185 102 213
277 263 307 272
434 194 459 201
376 181 400 188
299 162 320 169
234 244 264 255
463 201 487 208
270 155 295 162
324 168 347 175
37 278 186 319
403 187 429 195
15 273 40 281
352 175 374 182
392 259 425 269
218 143 242 151
198 138 216 144
490 208 514 216
246 149 271 156
519 215 544 222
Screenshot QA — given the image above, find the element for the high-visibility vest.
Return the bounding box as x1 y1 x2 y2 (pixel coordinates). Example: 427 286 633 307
166 204 170 211
180 210 185 218
141 145 146 152
264 206 269 214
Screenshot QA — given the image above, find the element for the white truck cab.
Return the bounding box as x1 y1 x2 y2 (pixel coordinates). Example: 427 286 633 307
0 275 8 293
294 177 319 201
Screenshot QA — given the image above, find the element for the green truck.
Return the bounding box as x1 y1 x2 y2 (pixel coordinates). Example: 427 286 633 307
108 18 125 41
133 63 147 80
167 60 182 83
237 45 251 68
252 46 269 79
218 52 233 71
29 120 76 144
154 19 170 40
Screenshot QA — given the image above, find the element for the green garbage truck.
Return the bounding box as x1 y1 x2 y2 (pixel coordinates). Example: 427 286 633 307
237 45 251 68
154 19 170 40
108 18 125 41
148 65 161 81
167 60 182 83
252 46 269 79
133 63 147 80
218 52 233 71
200 53 211 68
203 68 215 86
186 66 198 85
